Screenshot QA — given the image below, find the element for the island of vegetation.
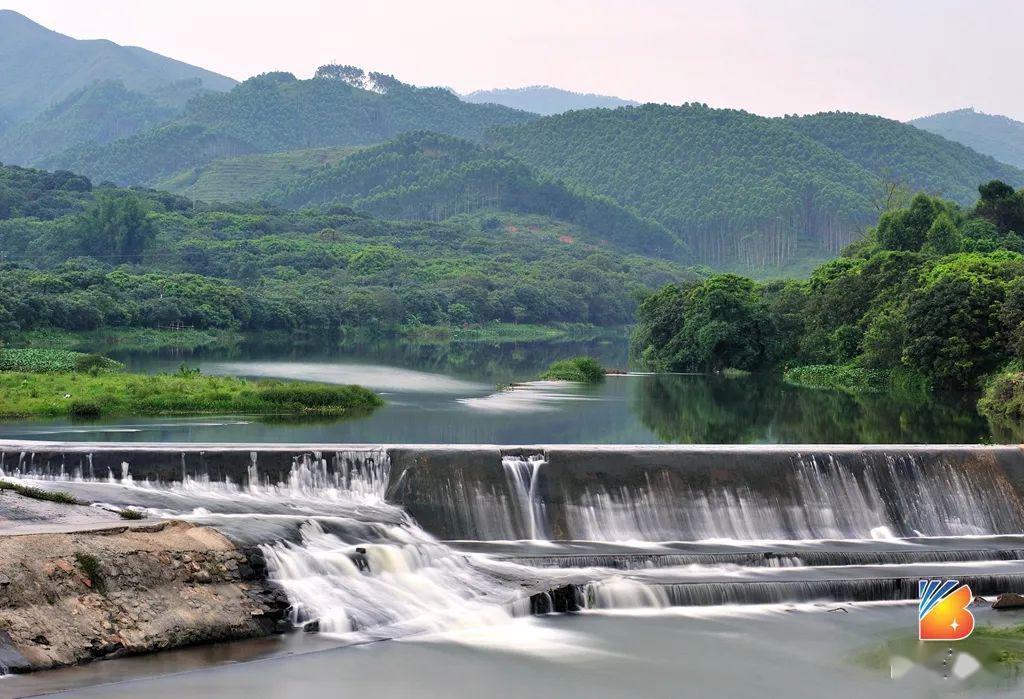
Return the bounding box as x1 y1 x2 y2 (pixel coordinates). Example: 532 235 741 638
540 356 606 383
0 347 382 419
630 180 1024 426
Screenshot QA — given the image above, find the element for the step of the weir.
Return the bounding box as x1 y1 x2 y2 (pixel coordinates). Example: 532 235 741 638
532 572 1024 612
502 548 1024 570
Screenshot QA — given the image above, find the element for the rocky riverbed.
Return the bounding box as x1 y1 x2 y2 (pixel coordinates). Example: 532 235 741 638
0 499 287 673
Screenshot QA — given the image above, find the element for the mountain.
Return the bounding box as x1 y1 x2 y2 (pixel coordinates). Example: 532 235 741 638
269 131 685 260
47 67 537 186
158 146 363 203
490 104 1024 268
910 108 1024 170
462 86 639 115
0 10 236 125
784 112 1024 204
0 81 176 165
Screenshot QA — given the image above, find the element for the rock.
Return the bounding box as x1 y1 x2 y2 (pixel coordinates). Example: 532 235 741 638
992 593 1024 609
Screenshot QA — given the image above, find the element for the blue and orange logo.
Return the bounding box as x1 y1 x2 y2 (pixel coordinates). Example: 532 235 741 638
919 580 974 641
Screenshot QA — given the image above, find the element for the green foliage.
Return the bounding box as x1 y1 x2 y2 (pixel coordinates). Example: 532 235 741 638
0 371 383 419
631 274 777 372
271 131 685 260
0 479 82 504
492 105 1024 269
632 181 1024 397
0 80 176 165
783 364 889 393
48 68 535 185
540 356 605 382
0 348 122 373
118 508 145 520
0 161 696 333
77 191 157 261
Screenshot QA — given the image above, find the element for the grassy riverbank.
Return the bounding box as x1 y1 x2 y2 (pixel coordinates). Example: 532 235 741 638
0 367 383 419
6 328 241 353
783 364 929 399
979 370 1024 423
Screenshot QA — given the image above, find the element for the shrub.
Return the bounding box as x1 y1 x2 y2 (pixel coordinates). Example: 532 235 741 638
74 552 106 594
68 400 103 418
541 356 606 383
118 508 145 520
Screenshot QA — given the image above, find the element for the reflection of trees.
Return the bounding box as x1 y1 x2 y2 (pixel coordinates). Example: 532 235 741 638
634 374 991 444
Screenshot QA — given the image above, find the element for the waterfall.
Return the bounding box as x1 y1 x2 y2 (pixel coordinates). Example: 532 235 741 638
501 454 547 539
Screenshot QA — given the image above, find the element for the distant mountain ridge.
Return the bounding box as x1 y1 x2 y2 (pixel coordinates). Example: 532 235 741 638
0 10 236 124
910 108 1024 170
462 86 639 115
46 67 537 185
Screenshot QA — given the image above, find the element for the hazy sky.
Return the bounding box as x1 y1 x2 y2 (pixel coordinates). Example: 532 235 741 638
3 0 1022 121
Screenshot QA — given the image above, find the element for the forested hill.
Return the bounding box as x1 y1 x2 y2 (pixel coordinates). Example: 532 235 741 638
462 86 639 115
784 112 1024 204
0 10 235 126
0 81 177 166
0 161 695 335
270 131 685 260
44 67 537 187
490 104 1024 268
489 104 879 268
910 108 1024 170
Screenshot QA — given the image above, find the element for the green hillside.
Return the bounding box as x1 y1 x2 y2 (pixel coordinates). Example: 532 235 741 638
910 108 1024 170
270 131 685 260
490 103 879 267
491 104 1024 268
47 67 536 186
0 161 696 335
0 81 176 165
0 10 235 124
158 146 364 203
785 112 1024 204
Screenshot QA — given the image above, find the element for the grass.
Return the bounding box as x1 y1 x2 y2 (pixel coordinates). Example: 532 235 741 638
0 479 83 505
0 372 383 419
0 349 122 373
118 509 145 520
74 552 106 594
541 356 606 383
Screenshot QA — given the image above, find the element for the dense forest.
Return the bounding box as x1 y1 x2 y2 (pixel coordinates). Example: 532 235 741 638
0 161 695 336
492 105 1024 268
462 86 638 116
631 179 1024 413
784 112 1023 204
44 67 536 186
270 131 686 260
0 81 178 165
910 108 1024 171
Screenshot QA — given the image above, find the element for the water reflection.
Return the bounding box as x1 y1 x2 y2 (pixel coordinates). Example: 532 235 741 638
0 336 999 444
635 373 990 444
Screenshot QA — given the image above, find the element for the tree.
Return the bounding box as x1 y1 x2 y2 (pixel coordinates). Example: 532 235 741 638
76 191 155 262
875 193 942 251
923 212 962 255
975 180 1024 234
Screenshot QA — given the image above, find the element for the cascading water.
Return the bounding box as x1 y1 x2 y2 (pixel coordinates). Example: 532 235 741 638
5 444 1024 633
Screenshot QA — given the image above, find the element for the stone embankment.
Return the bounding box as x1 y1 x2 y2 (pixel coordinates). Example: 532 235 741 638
0 518 287 672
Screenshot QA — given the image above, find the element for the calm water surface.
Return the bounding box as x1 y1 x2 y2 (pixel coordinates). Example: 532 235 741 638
0 336 995 444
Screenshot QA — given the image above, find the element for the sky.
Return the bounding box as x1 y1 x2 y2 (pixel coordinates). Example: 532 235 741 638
3 0 1022 121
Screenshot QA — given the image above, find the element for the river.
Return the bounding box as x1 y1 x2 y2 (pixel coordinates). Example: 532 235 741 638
0 336 997 444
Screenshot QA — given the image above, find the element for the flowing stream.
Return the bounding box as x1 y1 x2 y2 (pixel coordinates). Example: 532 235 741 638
6 445 1024 650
